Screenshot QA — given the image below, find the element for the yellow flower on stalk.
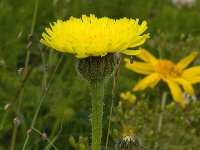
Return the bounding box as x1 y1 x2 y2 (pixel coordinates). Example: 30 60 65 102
40 14 149 58
120 91 137 104
125 49 200 108
40 14 149 150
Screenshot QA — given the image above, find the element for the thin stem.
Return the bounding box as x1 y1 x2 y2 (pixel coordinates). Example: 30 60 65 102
10 0 39 148
23 50 31 79
23 0 39 78
10 90 24 150
154 91 167 149
157 92 167 132
90 82 105 150
44 120 63 150
48 118 60 140
32 127 58 150
22 54 64 150
1 0 39 131
0 109 9 130
105 56 120 150
105 96 114 150
105 78 117 150
30 0 39 34
0 53 38 130
10 126 17 150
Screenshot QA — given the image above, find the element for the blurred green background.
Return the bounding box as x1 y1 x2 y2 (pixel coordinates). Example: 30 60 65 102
0 0 200 149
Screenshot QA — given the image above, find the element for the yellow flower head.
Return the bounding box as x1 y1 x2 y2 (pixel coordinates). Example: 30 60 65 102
125 49 200 108
120 91 137 104
40 14 149 58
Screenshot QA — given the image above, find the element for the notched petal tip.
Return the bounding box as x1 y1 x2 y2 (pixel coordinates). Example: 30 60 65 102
145 33 150 38
142 20 147 25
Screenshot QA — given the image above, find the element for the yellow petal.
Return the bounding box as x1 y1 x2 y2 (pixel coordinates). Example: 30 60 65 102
176 52 198 71
124 59 154 74
120 91 136 104
122 50 142 55
185 76 200 84
130 34 150 47
175 78 194 95
133 73 160 91
40 39 51 47
166 80 185 108
136 48 157 65
181 66 200 78
137 21 148 35
150 76 161 88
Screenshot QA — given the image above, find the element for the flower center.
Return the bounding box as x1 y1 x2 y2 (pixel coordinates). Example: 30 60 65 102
154 60 182 78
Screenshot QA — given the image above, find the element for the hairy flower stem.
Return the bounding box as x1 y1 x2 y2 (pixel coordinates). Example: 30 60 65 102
90 82 105 150
77 54 117 149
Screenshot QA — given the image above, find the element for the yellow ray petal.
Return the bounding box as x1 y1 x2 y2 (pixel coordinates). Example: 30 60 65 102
166 80 185 108
122 50 142 55
185 76 200 84
181 66 200 78
133 73 160 91
40 39 51 47
136 48 157 65
176 78 194 95
137 21 148 35
124 59 154 74
150 76 161 88
130 34 150 47
176 52 198 71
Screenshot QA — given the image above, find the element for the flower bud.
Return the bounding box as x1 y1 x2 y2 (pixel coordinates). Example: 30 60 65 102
18 30 24 39
42 132 47 140
13 117 20 127
28 33 35 41
26 41 33 50
18 67 24 74
116 135 143 150
4 104 10 110
27 128 32 135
